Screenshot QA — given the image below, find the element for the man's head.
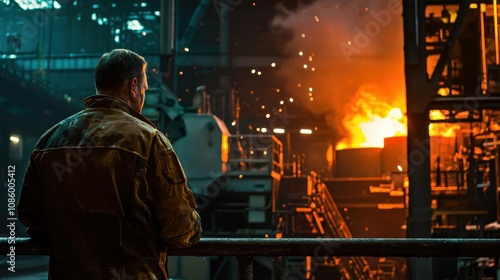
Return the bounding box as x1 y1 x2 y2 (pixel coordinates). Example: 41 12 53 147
94 49 148 113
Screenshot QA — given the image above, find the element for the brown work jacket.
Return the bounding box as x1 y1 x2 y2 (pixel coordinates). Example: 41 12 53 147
18 94 202 280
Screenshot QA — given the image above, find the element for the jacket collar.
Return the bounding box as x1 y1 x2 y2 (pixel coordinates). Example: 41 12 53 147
84 94 157 128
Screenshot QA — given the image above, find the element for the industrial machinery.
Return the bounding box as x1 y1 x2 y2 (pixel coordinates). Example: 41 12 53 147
406 3 500 278
139 87 381 279
137 5 500 274
142 4 500 279
3 1 500 279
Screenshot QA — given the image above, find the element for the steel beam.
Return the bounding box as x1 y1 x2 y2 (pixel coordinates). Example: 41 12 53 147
429 0 473 88
2 54 285 71
179 0 212 48
403 0 433 277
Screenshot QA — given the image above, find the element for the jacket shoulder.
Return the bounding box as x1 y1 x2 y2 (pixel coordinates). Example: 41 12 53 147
33 109 159 158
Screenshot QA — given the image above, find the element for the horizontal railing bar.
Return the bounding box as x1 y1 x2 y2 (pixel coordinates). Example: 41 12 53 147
2 237 500 257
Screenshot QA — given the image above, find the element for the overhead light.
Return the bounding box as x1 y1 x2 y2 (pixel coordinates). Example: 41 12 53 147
13 0 62 10
273 128 285 134
10 135 20 144
127 19 144 31
300 129 312 134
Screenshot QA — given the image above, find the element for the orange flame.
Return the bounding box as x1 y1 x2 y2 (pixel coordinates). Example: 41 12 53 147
336 89 407 150
336 95 462 150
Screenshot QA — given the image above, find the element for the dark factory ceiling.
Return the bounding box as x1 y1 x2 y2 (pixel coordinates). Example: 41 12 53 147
0 63 81 136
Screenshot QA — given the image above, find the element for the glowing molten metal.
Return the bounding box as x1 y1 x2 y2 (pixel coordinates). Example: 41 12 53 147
336 90 406 150
335 91 460 150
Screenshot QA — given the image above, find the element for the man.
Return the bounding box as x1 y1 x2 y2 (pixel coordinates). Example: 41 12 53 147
18 49 201 279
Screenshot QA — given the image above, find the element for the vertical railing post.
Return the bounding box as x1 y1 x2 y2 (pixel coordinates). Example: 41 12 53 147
237 256 254 280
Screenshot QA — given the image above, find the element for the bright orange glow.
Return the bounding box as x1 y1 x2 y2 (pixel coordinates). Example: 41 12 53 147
336 90 407 150
429 110 461 137
437 87 449 96
429 110 446 120
377 203 405 210
335 92 462 150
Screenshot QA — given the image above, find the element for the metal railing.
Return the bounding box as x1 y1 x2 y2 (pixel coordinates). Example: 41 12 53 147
227 134 283 175
1 237 500 279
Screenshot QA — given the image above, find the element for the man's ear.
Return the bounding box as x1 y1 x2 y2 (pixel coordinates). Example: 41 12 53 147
129 77 138 98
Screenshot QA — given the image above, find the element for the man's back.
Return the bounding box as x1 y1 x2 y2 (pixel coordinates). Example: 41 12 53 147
19 95 202 279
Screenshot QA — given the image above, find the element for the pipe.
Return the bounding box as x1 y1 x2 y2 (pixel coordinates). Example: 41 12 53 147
4 237 500 257
180 0 212 48
480 4 488 92
495 0 499 64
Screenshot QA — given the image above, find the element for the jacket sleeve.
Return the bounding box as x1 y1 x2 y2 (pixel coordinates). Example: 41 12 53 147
17 154 49 242
147 131 202 249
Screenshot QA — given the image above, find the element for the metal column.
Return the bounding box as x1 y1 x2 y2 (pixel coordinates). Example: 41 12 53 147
160 0 176 93
403 0 433 278
0 127 11 236
403 0 473 278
